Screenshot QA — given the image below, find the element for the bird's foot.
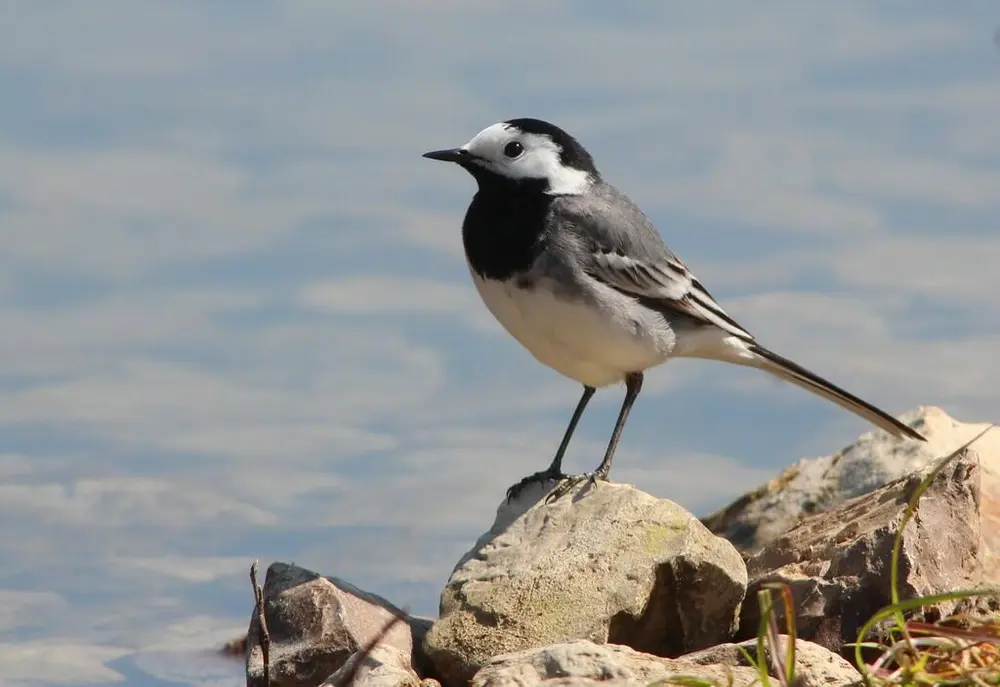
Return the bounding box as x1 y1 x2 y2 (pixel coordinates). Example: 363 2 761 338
505 467 568 502
543 470 609 504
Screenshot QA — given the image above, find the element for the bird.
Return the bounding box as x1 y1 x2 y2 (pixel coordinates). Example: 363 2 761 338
422 117 926 501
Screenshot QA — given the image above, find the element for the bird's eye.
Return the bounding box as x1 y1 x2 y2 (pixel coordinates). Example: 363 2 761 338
503 141 524 158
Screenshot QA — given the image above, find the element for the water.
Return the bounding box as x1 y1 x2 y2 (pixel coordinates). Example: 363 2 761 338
2 2 998 685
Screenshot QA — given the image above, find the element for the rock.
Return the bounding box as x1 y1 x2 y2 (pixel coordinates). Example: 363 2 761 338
246 562 422 687
423 480 747 686
219 633 247 659
470 640 764 687
683 635 860 686
737 449 990 654
702 406 999 560
321 645 429 687
407 614 436 679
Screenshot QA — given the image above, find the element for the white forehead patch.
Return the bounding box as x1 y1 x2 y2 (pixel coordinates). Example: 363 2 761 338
460 122 592 195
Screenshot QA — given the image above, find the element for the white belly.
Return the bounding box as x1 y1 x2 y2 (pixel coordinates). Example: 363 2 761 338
471 273 676 388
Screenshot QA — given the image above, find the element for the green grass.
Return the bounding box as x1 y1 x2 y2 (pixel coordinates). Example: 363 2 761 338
650 425 999 687
846 424 999 687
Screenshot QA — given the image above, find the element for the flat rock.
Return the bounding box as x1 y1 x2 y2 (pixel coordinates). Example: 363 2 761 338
424 480 747 686
246 562 420 687
321 645 432 687
683 635 860 686
738 449 991 653
702 406 999 562
470 640 764 687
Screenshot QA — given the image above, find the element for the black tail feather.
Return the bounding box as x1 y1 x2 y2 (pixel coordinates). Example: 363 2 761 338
747 343 926 442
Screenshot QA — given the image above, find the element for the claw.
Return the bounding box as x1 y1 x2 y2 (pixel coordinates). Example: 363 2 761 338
505 468 567 502
543 471 605 504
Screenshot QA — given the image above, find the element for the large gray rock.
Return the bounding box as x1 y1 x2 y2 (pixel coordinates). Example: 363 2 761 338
470 640 764 687
683 636 860 686
738 449 991 653
703 406 999 560
246 562 423 687
424 480 747 686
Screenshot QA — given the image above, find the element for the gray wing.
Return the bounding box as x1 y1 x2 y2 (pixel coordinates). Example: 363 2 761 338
552 183 755 342
550 185 928 444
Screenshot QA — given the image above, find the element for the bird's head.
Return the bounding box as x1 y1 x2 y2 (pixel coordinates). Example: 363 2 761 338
422 118 599 195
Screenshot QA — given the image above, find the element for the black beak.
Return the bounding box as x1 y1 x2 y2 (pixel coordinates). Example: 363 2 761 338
421 147 471 163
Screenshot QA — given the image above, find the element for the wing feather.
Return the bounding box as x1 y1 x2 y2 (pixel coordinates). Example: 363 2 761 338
589 250 755 342
551 184 756 342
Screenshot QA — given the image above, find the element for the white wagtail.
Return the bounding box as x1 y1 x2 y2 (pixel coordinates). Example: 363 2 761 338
423 117 926 500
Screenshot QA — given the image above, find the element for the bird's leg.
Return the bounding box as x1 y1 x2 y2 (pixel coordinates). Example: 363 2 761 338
547 385 597 475
546 372 643 502
505 385 596 501
592 371 643 479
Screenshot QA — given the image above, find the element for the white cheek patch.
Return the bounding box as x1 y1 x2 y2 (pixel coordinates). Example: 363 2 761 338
461 124 592 196
511 133 592 195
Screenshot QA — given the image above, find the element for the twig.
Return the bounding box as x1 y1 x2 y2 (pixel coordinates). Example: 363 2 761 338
250 560 271 687
765 596 789 686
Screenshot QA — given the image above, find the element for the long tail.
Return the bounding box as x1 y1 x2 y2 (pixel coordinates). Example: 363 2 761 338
745 342 926 442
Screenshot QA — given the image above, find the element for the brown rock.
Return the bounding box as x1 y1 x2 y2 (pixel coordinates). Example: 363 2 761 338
219 633 247 659
423 479 747 687
683 635 860 686
321 645 426 687
470 640 764 687
737 449 991 654
246 562 420 687
702 406 999 561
